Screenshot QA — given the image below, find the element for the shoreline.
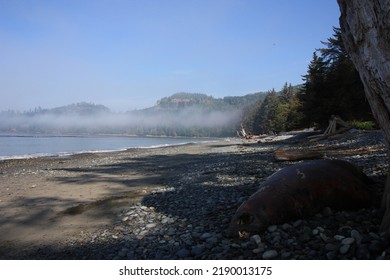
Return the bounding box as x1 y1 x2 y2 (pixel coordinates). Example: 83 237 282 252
0 135 221 161
1 131 389 259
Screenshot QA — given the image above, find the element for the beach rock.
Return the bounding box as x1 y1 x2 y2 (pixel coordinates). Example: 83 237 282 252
341 237 355 245
267 225 278 232
146 223 157 229
262 250 278 260
176 249 191 258
201 233 212 240
252 247 265 254
351 230 363 244
281 223 292 231
191 246 203 256
250 234 262 246
334 235 345 241
339 245 350 255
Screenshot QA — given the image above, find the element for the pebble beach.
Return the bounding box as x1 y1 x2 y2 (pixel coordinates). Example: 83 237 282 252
0 130 389 260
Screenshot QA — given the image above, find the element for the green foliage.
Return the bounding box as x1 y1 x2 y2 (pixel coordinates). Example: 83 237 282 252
349 120 377 130
155 92 268 111
241 83 303 134
298 27 374 128
50 102 111 115
157 93 215 109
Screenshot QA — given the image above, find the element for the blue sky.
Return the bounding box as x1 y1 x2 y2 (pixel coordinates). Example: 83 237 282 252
0 0 340 112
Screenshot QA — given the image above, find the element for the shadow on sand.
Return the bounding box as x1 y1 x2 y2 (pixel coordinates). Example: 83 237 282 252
0 141 284 259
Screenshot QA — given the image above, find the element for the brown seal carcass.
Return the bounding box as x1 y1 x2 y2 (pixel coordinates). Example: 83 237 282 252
227 159 374 238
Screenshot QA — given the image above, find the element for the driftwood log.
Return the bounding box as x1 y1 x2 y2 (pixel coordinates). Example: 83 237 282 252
273 149 324 161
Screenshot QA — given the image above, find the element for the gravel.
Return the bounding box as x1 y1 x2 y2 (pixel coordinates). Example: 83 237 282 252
4 130 390 260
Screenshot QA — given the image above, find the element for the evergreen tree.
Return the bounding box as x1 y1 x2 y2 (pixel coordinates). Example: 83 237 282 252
298 27 374 128
279 82 295 103
256 89 280 134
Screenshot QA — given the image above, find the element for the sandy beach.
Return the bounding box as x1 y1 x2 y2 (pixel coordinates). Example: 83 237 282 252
0 139 242 257
1 132 389 259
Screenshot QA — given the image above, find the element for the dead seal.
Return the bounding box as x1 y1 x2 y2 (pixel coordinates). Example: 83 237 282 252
227 159 374 238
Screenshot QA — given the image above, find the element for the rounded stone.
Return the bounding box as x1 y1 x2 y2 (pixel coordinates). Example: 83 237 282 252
317 233 328 243
267 225 278 232
334 235 345 241
252 248 263 254
121 216 129 222
250 234 262 245
350 230 363 244
206 237 218 244
146 223 157 229
191 246 203 256
176 249 191 258
341 237 355 245
201 232 212 240
339 244 350 254
262 250 278 260
281 223 292 230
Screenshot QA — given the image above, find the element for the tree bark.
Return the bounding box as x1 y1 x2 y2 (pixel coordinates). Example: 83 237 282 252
337 0 390 233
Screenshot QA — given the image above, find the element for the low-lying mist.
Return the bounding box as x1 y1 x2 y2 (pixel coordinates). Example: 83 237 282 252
0 108 242 137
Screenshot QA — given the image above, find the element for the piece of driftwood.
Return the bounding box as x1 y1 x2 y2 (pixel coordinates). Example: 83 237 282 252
237 124 248 138
273 149 325 161
309 127 352 142
274 145 385 162
237 124 258 140
310 115 351 142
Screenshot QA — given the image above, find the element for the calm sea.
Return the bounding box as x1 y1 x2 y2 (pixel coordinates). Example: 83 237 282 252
0 135 214 160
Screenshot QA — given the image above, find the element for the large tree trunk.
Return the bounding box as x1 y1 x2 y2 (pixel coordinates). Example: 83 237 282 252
337 0 390 233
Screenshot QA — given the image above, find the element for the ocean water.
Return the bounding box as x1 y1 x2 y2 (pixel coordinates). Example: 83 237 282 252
0 135 213 160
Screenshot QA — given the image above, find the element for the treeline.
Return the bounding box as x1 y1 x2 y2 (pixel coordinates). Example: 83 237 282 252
241 83 302 134
154 91 267 111
241 27 375 135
